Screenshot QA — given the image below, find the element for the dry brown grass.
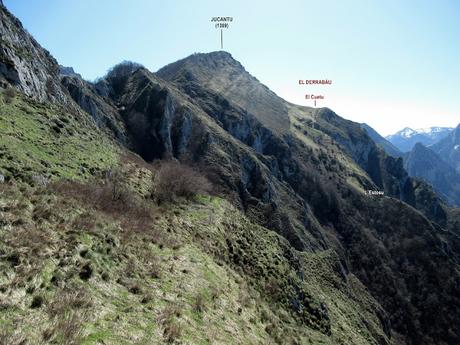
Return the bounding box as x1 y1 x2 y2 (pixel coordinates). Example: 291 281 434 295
47 172 188 252
6 223 53 253
42 312 87 345
70 211 97 234
41 286 92 344
3 221 55 289
46 286 92 318
48 170 154 237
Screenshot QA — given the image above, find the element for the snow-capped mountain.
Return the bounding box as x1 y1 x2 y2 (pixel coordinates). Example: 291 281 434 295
386 126 453 152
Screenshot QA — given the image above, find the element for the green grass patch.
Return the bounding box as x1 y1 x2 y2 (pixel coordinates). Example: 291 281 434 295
0 90 119 183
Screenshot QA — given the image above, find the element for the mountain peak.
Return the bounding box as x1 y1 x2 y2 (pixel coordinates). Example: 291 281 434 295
386 126 454 152
400 127 416 138
156 51 245 81
199 50 234 59
178 51 237 63
157 51 290 133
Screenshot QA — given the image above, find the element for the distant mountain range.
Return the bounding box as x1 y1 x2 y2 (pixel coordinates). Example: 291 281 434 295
386 126 453 152
363 124 460 206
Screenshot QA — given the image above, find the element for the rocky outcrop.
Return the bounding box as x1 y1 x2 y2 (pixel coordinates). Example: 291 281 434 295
59 65 81 78
0 5 71 105
307 107 447 223
60 74 130 144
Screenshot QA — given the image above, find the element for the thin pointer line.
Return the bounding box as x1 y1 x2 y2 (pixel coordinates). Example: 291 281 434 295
221 29 223 49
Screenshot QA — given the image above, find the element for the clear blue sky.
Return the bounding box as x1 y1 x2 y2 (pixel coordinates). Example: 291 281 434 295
5 0 459 135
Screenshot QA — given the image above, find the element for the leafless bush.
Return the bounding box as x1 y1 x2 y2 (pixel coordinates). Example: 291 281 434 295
3 87 15 104
151 160 212 204
104 167 127 201
49 167 129 207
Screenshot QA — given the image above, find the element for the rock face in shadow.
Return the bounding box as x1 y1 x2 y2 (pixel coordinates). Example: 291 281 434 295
60 74 130 144
432 124 460 174
404 143 460 207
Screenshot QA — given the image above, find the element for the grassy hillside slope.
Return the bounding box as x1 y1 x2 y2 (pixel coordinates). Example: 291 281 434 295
0 89 119 183
0 90 391 344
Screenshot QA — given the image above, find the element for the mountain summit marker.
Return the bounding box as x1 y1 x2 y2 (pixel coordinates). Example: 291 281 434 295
211 16 233 50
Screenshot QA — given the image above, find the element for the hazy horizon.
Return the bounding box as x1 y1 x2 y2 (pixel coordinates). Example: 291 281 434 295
6 0 459 136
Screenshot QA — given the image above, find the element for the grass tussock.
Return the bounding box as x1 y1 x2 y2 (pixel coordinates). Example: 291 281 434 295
158 304 183 343
192 291 207 314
